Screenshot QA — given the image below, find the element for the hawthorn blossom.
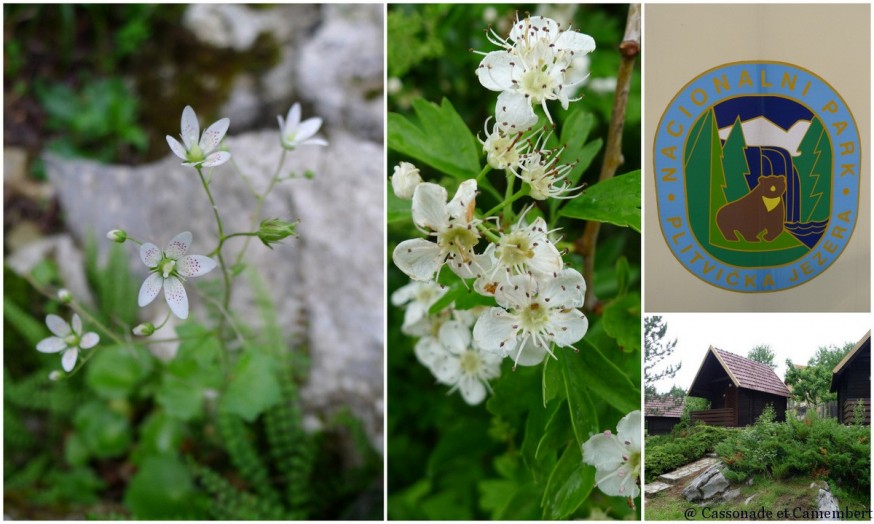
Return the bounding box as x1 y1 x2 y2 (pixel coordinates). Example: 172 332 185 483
582 410 642 501
391 279 448 337
166 105 231 168
138 231 217 320
36 314 99 372
473 268 588 367
517 145 580 200
474 214 563 296
391 162 423 200
392 180 482 282
475 15 595 129
480 118 527 173
277 103 328 150
415 319 501 405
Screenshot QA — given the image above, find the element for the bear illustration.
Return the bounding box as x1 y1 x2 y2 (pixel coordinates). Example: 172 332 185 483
716 175 786 242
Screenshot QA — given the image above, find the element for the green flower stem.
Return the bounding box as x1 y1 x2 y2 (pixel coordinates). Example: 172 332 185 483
232 149 288 270
475 164 492 184
483 186 529 219
196 167 232 313
476 223 501 243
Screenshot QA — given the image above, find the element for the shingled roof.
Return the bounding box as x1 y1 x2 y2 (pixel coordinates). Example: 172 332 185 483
710 347 791 397
645 396 685 418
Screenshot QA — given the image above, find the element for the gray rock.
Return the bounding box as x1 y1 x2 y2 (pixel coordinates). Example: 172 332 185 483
743 495 756 506
183 4 320 51
6 234 95 308
722 488 741 502
43 127 384 451
816 489 840 520
682 464 730 502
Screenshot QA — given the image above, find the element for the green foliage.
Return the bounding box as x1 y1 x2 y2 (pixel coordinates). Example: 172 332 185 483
784 342 854 405
124 455 201 519
83 237 139 328
644 425 733 482
715 411 870 496
747 344 777 369
644 315 681 396
559 170 641 232
220 350 282 421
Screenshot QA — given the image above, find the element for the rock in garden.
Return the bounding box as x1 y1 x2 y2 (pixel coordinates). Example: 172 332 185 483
682 464 730 502
722 488 741 502
816 489 840 520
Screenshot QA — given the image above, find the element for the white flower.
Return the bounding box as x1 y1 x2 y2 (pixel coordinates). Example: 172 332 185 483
138 231 217 320
391 162 423 200
277 103 328 150
582 410 642 500
517 145 580 200
57 288 73 304
391 279 448 337
415 319 501 405
36 314 100 372
473 269 588 367
106 229 127 243
476 15 595 129
475 214 563 295
166 105 231 168
392 180 482 282
480 117 529 173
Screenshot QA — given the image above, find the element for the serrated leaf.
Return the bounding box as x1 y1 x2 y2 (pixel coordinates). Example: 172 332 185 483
602 292 641 354
388 98 481 180
521 400 560 477
124 455 196 519
560 170 641 231
86 344 153 399
387 185 412 224
535 400 573 461
558 355 599 447
541 443 595 519
542 356 563 408
220 351 281 422
574 339 640 415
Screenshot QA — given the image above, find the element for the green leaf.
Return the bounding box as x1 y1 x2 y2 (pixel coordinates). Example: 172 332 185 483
220 351 282 422
86 345 153 399
541 443 595 519
131 412 184 464
602 292 641 354
559 170 641 232
542 356 563 408
558 355 599 447
574 339 640 415
521 400 560 477
428 270 497 315
387 184 412 224
73 401 131 458
535 400 574 461
3 296 48 347
388 98 481 180
155 362 206 421
124 455 196 519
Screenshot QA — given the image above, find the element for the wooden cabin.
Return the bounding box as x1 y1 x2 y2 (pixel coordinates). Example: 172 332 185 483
645 396 685 435
830 331 871 425
687 346 790 427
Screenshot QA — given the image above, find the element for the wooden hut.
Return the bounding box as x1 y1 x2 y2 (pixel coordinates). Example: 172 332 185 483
830 330 871 425
645 396 685 435
687 346 790 427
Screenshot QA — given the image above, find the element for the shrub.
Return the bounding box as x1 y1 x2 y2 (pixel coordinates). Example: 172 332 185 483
644 424 733 482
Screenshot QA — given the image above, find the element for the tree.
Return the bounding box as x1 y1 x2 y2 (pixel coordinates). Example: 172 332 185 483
784 342 854 406
747 344 776 369
644 316 681 396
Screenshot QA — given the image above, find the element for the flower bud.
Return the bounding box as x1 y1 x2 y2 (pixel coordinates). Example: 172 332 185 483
133 323 155 337
257 218 298 249
57 289 73 304
107 229 127 243
48 370 63 381
391 162 423 200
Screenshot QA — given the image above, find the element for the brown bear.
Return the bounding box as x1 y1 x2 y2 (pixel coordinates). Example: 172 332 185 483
716 175 786 242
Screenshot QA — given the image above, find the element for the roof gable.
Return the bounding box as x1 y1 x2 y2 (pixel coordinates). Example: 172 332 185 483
830 330 871 391
689 346 790 398
645 396 685 418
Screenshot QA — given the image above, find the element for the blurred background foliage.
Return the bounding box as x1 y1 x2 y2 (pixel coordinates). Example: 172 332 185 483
387 3 641 520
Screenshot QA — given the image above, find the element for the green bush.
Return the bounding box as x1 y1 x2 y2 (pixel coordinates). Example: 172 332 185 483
644 424 733 482
715 410 870 496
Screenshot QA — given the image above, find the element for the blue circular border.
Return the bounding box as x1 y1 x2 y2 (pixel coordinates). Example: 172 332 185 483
654 62 861 293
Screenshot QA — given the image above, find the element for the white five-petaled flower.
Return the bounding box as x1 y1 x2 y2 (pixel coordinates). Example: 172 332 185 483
475 15 595 130
517 144 580 200
36 314 99 372
166 105 231 168
277 103 328 150
582 410 642 501
473 268 588 367
392 180 482 282
415 319 501 405
391 279 448 337
138 231 217 320
391 162 424 200
480 117 528 173
475 214 563 296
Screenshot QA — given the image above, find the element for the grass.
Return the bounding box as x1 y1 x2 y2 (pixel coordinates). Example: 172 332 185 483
645 475 870 521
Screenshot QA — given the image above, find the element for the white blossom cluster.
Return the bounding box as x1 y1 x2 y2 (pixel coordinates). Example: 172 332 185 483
390 15 594 405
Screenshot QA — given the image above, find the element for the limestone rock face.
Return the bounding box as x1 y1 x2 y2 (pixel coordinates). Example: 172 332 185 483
43 127 384 450
682 464 730 502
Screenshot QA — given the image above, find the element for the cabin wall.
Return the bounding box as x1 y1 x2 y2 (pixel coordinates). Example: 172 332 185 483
836 349 870 424
736 389 787 426
646 417 680 435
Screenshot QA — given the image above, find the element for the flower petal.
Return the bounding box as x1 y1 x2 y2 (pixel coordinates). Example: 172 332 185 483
616 410 642 453
296 117 322 142
165 231 192 259
181 105 200 150
458 374 487 405
163 276 189 319
300 137 328 147
513 338 549 366
36 336 67 353
496 91 538 132
390 281 418 306
431 353 461 385
595 462 639 498
140 243 162 268
202 151 231 167
276 114 285 132
61 347 79 372
411 183 449 231
510 15 560 42
79 332 100 350
177 255 217 277
546 308 588 347
46 314 71 337
438 320 471 356
166 135 188 159
414 336 445 369
528 239 563 275
540 268 586 308
472 307 518 355
199 117 230 154
392 238 442 281
582 432 625 471
476 51 516 92
71 313 83 335
287 103 301 129
138 272 163 307
446 179 478 223
494 273 537 310
554 30 596 55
